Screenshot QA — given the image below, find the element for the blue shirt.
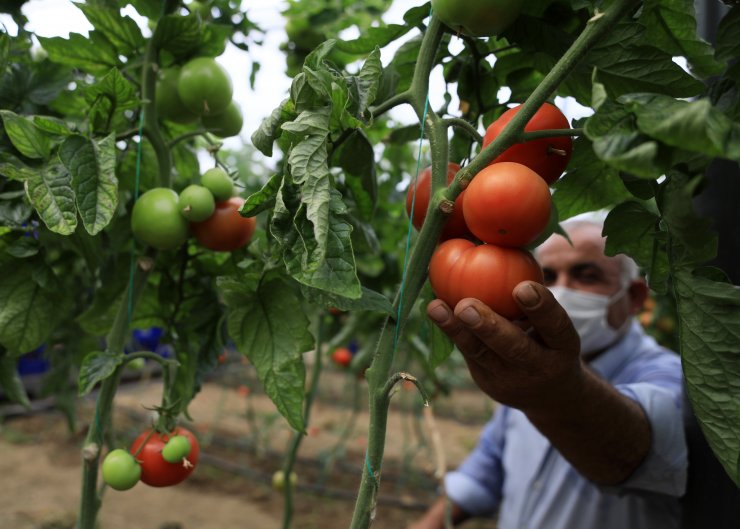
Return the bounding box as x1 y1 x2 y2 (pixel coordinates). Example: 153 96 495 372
444 321 687 529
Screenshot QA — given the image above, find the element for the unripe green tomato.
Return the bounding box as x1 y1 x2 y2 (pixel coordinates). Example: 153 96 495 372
131 188 189 250
161 435 192 463
431 0 523 37
202 100 243 138
177 57 233 116
200 167 235 201
272 470 298 491
102 449 141 491
178 184 215 222
156 67 199 124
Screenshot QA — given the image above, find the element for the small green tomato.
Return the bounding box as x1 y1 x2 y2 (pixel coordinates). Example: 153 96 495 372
102 449 141 491
161 435 192 463
272 470 298 491
178 184 216 222
201 167 234 201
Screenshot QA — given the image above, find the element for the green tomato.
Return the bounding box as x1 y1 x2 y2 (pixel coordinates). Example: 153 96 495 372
200 168 234 201
102 449 141 491
131 188 189 250
161 435 192 463
156 67 199 124
177 57 233 116
202 100 243 138
431 0 523 37
178 184 215 222
271 470 298 491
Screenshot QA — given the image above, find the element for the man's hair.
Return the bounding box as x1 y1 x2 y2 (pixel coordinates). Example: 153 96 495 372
560 211 641 287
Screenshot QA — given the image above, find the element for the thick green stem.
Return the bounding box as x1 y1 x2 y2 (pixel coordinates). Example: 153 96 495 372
141 42 171 188
348 2 640 528
281 317 325 529
76 257 154 529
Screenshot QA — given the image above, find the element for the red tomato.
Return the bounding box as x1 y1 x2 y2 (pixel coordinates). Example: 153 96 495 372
331 347 353 367
462 162 552 247
482 102 572 184
130 427 200 487
190 197 256 252
428 238 476 304
429 241 543 319
406 162 473 240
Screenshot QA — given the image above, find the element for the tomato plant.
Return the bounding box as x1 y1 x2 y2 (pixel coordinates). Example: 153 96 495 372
429 240 544 319
177 57 233 116
131 188 189 250
202 100 243 138
463 162 552 247
406 162 473 240
101 449 141 491
431 0 523 37
190 197 256 252
130 427 200 487
482 102 572 184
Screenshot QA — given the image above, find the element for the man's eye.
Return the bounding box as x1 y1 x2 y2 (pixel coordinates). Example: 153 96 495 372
542 269 556 284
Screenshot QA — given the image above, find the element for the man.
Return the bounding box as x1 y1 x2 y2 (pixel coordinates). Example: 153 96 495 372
410 214 687 529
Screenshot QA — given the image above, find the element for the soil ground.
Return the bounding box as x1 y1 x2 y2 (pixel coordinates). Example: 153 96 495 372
0 358 497 529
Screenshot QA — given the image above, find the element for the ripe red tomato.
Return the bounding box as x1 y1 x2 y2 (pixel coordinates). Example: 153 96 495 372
331 347 353 367
130 427 200 487
482 102 572 184
428 238 475 305
190 197 256 252
462 162 552 247
429 240 543 319
406 162 472 240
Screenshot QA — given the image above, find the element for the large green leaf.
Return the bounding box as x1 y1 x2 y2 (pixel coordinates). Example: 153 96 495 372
85 68 140 135
37 33 118 74
674 270 740 487
58 133 118 235
221 277 314 433
301 285 393 314
152 14 201 59
639 0 724 79
0 110 51 160
24 161 77 235
76 3 145 55
251 99 295 157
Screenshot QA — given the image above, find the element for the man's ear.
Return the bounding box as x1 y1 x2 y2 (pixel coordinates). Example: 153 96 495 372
627 279 649 315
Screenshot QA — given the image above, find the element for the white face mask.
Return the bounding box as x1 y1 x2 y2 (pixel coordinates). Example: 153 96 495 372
548 286 629 356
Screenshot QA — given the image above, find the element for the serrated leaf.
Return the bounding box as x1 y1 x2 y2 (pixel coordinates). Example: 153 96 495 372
674 270 740 487
85 68 139 135
0 110 51 159
24 161 77 235
301 285 393 314
355 48 382 114
0 262 59 354
251 99 295 157
78 350 124 396
76 3 145 55
153 14 201 58
603 201 669 292
592 132 666 178
222 278 313 432
552 137 632 219
639 0 724 79
58 133 118 235
241 173 282 217
0 353 30 409
37 33 118 74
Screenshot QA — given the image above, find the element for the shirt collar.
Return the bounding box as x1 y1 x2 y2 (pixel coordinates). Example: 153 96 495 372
588 320 645 380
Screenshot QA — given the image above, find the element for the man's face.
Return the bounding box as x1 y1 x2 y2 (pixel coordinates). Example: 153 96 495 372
536 223 641 329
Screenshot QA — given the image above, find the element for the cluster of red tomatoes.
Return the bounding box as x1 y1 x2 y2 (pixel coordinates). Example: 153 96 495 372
101 427 200 490
156 56 243 138
407 103 572 319
131 166 256 252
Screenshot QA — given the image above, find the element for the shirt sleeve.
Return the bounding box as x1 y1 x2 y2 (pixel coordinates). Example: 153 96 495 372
443 407 508 517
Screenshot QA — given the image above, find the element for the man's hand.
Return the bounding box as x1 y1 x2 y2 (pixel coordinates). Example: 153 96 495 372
426 281 584 412
427 280 652 485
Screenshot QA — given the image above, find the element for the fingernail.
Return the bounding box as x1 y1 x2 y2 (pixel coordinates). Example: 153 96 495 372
428 304 450 323
458 306 480 326
516 284 540 307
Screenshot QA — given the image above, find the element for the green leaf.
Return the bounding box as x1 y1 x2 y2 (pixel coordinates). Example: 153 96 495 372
716 6 740 64
32 116 72 137
301 285 393 314
639 0 724 78
251 99 295 157
552 137 631 219
222 278 313 432
0 110 51 159
58 133 118 235
85 68 139 134
0 32 10 74
0 352 30 409
337 129 377 221
623 94 740 162
335 24 411 54
674 270 740 487
153 14 201 59
5 237 40 258
241 172 281 217
603 201 669 292
24 161 78 235
78 350 124 396
37 33 118 74
351 48 382 118
76 3 145 55
0 261 60 354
